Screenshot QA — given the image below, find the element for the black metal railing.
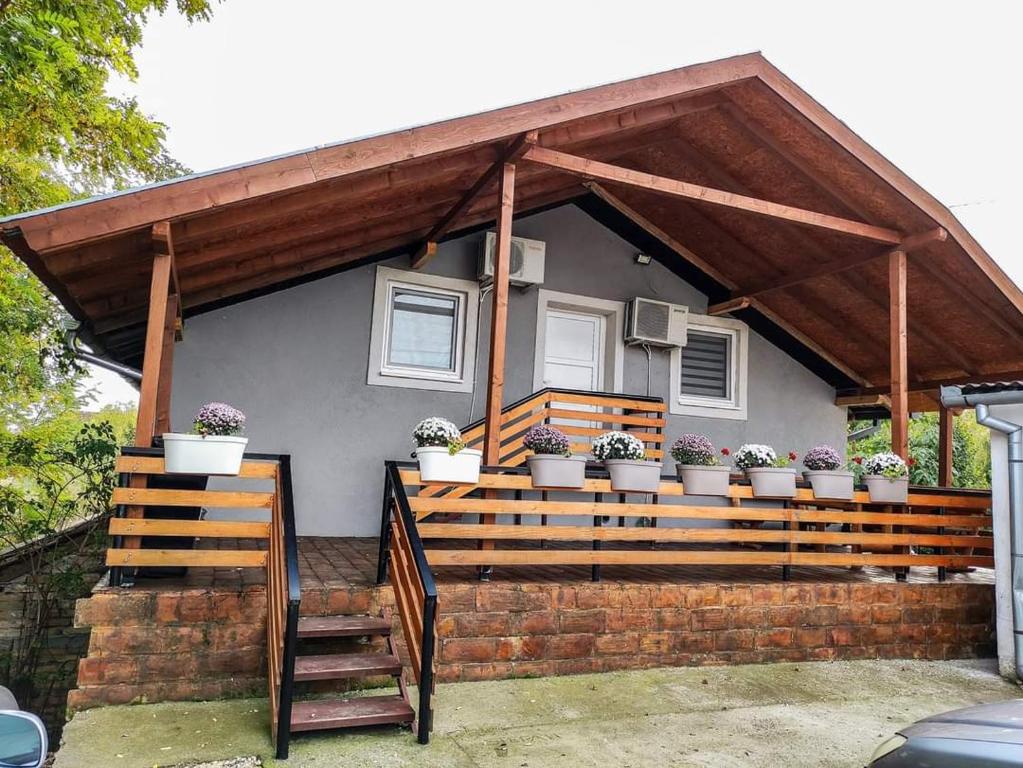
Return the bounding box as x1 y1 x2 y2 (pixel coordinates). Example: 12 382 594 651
273 454 301 760
378 461 438 745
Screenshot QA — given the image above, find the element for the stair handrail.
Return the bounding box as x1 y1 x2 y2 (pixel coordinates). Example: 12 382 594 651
378 461 438 744
273 454 301 759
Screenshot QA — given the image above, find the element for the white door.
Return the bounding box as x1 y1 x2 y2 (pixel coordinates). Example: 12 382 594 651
542 309 606 391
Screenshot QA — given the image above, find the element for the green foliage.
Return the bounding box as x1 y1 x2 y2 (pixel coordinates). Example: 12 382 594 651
848 412 991 489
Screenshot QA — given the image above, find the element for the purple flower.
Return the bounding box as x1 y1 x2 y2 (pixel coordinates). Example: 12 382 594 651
803 445 842 471
193 402 246 437
670 433 720 466
523 424 571 456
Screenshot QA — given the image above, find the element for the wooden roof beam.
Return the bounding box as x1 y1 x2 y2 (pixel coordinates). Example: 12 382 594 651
411 131 537 269
839 367 1023 397
151 221 183 332
520 144 905 244
707 228 947 315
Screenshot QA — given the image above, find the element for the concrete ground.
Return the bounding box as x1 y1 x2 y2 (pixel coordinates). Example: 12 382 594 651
56 659 1020 768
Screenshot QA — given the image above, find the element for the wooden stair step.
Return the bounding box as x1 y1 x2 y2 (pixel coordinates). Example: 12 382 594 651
293 652 402 681
290 695 414 732
297 615 391 638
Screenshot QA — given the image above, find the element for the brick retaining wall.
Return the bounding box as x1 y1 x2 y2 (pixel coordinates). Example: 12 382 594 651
69 579 995 710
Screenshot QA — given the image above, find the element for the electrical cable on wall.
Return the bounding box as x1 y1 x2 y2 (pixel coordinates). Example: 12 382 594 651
468 284 493 423
642 343 652 397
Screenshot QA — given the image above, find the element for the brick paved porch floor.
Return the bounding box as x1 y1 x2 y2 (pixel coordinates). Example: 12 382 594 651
129 535 995 591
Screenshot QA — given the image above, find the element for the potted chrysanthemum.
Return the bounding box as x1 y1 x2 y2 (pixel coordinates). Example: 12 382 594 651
862 451 909 503
733 444 797 497
592 431 662 493
671 433 732 495
802 444 854 500
163 402 248 475
412 417 481 484
524 424 587 489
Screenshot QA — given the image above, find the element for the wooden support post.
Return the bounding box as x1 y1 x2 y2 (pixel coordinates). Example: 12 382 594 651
938 405 954 487
154 293 179 435
134 224 175 447
889 249 909 459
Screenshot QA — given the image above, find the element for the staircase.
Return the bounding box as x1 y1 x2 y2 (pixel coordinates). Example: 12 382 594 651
288 612 415 735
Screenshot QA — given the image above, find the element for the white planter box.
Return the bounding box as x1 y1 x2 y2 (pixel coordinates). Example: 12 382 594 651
526 454 587 489
676 464 732 496
417 446 482 484
605 460 663 493
864 475 909 504
162 433 248 476
803 470 855 500
746 467 797 497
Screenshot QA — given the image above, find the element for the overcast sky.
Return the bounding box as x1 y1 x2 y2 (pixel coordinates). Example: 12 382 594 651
86 0 1023 406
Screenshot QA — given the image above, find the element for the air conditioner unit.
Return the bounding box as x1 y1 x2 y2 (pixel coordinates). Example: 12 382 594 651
479 233 546 286
625 297 688 348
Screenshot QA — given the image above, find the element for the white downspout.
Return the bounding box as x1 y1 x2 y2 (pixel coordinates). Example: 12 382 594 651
941 385 1023 679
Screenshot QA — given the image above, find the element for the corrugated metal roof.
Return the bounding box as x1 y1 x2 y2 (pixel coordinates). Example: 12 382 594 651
960 381 1023 395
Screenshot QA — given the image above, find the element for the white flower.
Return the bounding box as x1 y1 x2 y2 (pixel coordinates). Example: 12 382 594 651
591 431 645 461
412 417 462 448
733 443 776 470
863 452 908 479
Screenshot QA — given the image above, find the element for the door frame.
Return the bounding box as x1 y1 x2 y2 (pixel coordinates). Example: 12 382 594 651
533 289 625 393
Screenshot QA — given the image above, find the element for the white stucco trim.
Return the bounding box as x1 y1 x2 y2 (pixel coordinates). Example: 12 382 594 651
669 313 749 420
367 266 479 393
533 289 625 393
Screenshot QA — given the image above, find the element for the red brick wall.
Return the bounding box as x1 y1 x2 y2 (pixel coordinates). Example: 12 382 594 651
70 580 994 710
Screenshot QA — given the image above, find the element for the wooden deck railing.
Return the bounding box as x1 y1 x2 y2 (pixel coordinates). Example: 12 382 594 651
399 464 994 579
107 448 301 760
377 461 438 744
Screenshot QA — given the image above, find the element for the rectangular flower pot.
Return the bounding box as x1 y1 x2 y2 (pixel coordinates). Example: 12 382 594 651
803 470 855 500
864 475 909 504
163 433 248 476
527 454 587 489
745 467 797 497
604 459 663 493
677 464 732 496
417 446 482 484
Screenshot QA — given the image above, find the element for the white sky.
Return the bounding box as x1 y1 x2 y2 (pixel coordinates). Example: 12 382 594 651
85 0 1023 406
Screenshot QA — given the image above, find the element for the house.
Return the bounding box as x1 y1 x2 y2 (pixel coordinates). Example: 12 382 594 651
1 53 1018 757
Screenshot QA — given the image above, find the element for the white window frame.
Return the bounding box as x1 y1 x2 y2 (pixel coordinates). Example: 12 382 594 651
368 266 479 393
669 314 748 420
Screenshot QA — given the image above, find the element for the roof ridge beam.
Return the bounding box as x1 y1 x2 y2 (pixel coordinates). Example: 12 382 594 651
520 144 904 244
410 130 537 269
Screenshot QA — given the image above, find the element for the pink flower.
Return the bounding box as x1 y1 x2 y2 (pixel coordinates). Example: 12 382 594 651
788 451 798 462
852 456 863 465
907 457 917 467
721 447 731 456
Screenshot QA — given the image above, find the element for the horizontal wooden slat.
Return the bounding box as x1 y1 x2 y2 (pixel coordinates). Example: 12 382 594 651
549 392 667 412
424 549 993 568
399 469 992 509
115 455 278 478
546 409 665 427
409 497 991 528
111 488 274 508
416 523 991 549
558 424 664 442
106 548 267 567
109 518 271 538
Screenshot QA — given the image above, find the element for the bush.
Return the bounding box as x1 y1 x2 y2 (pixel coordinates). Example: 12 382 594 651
412 417 464 454
523 425 570 456
863 451 908 479
591 431 645 461
670 434 720 466
193 402 245 436
803 445 842 471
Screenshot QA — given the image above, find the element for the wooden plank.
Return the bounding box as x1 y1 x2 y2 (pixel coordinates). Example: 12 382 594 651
557 424 664 442
114 455 278 478
154 292 178 435
522 145 903 244
134 244 173 447
939 406 954 487
106 548 267 567
482 161 516 467
416 523 989 549
111 487 274 508
545 409 665 427
424 549 992 568
844 369 1023 398
109 518 271 538
890 249 909 458
409 497 991 528
411 131 536 268
549 391 666 412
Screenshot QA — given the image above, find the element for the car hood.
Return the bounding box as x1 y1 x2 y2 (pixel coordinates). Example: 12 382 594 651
901 700 1023 746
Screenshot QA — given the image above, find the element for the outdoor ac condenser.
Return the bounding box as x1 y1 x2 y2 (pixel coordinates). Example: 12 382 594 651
478 233 546 286
625 297 688 347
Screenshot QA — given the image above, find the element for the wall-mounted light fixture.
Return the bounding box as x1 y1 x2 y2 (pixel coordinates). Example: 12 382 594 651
634 253 652 265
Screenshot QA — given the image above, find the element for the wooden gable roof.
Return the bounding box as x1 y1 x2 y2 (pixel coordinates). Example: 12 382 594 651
4 52 1022 397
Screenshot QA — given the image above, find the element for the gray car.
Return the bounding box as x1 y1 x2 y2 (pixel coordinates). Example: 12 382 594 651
868 700 1023 766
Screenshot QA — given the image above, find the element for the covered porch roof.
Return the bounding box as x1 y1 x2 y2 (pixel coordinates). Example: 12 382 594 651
4 52 1022 406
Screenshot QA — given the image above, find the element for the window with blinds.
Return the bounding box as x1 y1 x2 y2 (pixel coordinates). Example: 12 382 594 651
679 330 731 401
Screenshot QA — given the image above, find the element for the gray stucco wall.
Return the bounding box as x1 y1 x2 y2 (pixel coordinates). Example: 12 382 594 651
171 204 846 536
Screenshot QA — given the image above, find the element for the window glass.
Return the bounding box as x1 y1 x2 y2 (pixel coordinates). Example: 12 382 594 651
387 288 458 371
679 330 731 400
